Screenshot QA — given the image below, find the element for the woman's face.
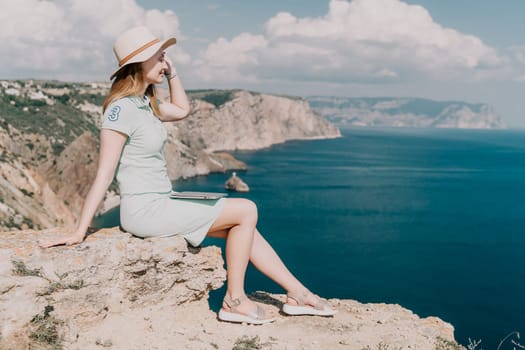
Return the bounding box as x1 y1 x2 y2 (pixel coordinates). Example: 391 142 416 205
141 50 168 84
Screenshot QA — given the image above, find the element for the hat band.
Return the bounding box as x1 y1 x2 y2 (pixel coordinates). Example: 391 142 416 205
118 38 160 67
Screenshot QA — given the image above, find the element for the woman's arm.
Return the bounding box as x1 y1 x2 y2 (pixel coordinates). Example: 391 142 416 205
40 129 127 247
158 54 191 122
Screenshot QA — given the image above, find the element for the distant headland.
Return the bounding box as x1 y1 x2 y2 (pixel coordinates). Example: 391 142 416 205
308 96 506 129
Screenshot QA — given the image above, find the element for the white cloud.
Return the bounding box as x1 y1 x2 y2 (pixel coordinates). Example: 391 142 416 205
0 0 188 81
193 0 509 85
205 33 268 67
194 33 267 82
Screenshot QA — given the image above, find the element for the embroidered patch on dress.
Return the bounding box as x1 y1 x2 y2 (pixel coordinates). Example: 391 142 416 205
108 106 121 121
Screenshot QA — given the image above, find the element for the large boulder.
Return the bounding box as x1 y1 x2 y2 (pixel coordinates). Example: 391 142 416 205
0 227 225 349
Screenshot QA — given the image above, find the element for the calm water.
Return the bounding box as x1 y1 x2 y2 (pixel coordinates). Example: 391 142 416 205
96 127 525 348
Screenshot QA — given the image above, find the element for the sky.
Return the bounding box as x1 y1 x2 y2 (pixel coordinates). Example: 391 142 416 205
1 0 525 127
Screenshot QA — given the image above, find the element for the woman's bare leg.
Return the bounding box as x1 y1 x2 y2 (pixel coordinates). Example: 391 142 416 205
249 228 304 292
249 230 334 309
209 228 304 290
208 198 330 311
207 198 258 314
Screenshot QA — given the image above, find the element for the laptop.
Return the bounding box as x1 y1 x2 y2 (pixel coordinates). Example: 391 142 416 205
169 191 228 200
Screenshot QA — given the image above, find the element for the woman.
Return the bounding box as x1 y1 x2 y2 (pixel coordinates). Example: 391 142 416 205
42 26 336 324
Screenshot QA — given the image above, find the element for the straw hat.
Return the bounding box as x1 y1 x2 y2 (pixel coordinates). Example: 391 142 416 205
110 26 176 79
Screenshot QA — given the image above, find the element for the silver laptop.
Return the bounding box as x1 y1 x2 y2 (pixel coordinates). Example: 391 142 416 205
169 191 228 200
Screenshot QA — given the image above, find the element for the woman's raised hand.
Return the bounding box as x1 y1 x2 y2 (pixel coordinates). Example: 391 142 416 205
163 53 177 80
39 231 86 248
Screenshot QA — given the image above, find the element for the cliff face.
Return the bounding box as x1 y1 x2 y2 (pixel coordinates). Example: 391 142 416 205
0 228 461 350
179 91 340 151
308 96 506 129
163 90 340 179
0 81 340 231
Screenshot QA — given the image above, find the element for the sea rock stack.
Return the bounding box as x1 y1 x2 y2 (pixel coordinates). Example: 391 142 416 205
224 172 250 192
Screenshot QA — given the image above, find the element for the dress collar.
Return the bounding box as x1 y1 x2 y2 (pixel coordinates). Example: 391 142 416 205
130 95 151 111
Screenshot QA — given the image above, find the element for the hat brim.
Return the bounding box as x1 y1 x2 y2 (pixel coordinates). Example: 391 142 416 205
110 37 176 80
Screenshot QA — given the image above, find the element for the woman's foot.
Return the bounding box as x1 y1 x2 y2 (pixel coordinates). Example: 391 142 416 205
218 294 276 324
283 289 337 316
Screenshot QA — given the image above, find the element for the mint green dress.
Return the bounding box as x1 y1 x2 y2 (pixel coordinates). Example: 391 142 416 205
101 96 225 246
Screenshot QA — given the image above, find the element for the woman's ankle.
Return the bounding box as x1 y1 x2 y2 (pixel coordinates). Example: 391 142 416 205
286 289 320 306
225 290 246 302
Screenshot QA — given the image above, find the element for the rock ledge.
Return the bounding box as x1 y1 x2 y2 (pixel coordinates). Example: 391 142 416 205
0 228 460 350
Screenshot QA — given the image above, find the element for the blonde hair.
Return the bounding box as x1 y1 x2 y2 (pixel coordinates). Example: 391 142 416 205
103 63 161 116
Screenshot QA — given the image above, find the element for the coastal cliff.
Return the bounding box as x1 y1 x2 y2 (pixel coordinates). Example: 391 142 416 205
0 81 340 231
162 89 340 180
0 227 462 350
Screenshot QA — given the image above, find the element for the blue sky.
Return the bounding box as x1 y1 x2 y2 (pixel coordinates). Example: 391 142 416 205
139 0 525 49
1 0 524 126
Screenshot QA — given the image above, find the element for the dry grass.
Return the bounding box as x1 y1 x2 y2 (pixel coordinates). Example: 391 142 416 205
29 305 63 350
11 260 42 277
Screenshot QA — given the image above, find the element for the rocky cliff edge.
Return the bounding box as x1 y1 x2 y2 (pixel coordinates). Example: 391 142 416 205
0 228 462 350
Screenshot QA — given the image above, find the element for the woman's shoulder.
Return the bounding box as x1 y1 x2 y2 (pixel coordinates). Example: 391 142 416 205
102 96 143 128
106 96 137 110
104 96 140 117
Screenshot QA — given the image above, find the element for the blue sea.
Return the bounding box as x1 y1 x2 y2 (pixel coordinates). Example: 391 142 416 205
96 127 525 348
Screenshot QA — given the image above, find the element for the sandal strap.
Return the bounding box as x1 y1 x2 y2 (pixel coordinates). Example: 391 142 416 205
223 294 245 311
223 295 267 320
287 290 332 311
253 305 267 320
287 290 308 306
313 298 332 311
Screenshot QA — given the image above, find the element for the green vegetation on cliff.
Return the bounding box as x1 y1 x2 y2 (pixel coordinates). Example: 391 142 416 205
188 89 235 107
0 85 100 152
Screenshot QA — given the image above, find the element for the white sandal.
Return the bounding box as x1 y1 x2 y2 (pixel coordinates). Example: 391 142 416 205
282 290 337 316
218 294 276 324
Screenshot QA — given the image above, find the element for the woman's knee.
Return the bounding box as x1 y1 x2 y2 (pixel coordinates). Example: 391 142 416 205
232 198 258 224
210 198 258 232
